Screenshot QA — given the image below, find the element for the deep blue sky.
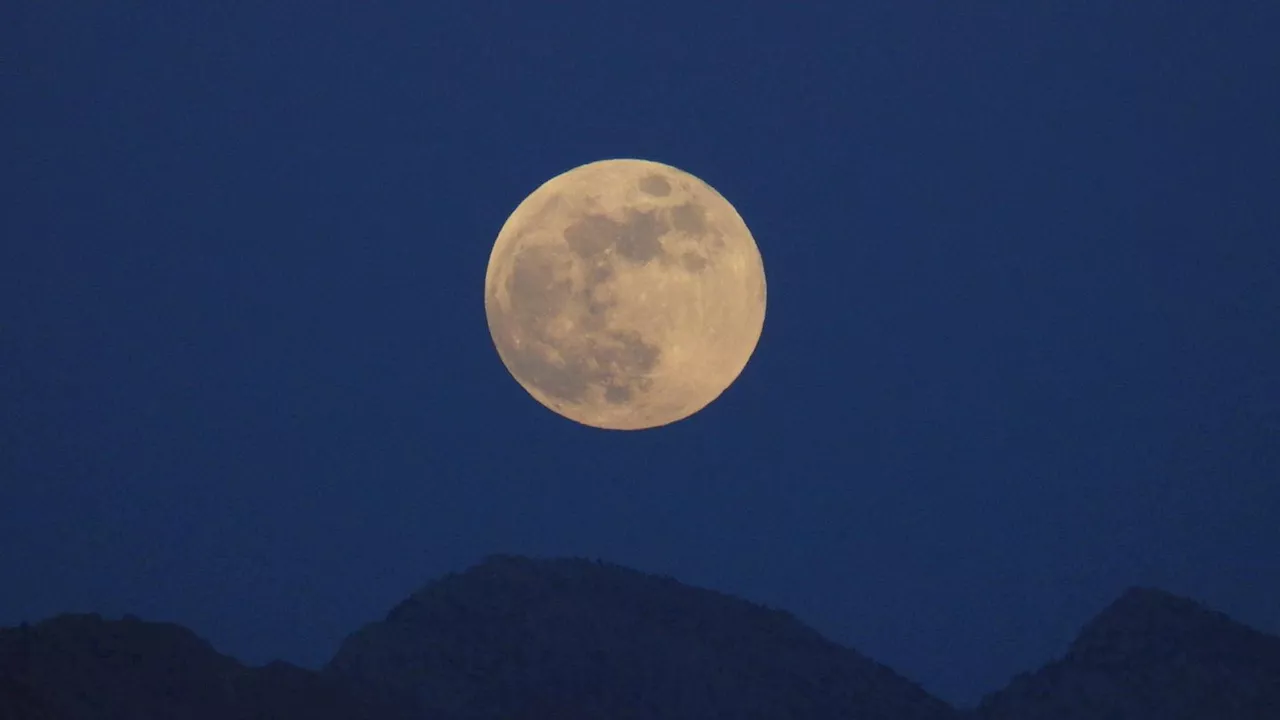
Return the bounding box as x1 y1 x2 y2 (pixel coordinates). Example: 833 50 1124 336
4 2 1278 707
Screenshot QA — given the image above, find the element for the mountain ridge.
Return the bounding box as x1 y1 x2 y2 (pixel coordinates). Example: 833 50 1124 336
3 555 1277 719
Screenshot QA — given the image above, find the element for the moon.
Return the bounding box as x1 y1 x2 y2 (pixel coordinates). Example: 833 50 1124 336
484 158 766 430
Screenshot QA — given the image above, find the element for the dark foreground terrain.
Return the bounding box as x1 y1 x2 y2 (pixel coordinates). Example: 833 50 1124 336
3 555 1277 719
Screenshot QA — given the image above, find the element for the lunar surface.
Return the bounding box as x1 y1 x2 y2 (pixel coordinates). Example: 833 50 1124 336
484 158 766 430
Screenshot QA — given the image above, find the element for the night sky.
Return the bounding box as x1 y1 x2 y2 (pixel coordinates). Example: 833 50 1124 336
4 2 1278 707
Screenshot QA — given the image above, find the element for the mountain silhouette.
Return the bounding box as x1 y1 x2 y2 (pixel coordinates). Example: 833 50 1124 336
974 586 1280 719
2 556 1276 719
325 554 956 719
0 614 408 720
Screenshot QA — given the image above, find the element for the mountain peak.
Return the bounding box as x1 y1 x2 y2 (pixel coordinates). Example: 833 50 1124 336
977 587 1280 719
1066 586 1273 665
385 554 804 631
330 554 958 720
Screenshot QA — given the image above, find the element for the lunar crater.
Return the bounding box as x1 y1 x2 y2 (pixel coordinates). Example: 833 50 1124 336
669 202 708 234
681 252 710 273
638 174 672 197
563 210 668 266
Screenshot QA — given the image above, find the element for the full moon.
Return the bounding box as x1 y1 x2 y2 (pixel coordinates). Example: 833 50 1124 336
484 158 766 430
